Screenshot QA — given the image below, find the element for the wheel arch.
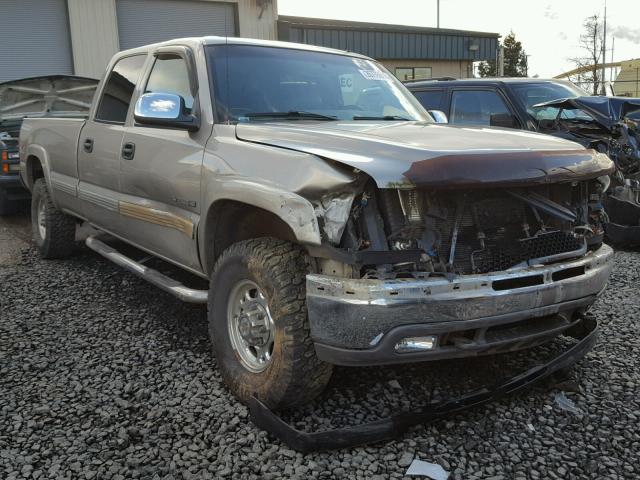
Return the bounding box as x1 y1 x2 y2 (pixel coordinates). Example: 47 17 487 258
23 145 50 191
201 198 313 275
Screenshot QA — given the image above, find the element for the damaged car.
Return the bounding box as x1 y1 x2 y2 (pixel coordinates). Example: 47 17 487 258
406 78 640 245
0 75 98 214
20 38 614 447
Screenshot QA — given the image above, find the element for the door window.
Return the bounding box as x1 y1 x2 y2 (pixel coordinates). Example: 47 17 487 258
450 89 514 126
95 55 146 124
145 54 194 111
413 90 445 110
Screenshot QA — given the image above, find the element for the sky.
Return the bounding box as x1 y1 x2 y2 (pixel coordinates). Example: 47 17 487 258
278 0 640 78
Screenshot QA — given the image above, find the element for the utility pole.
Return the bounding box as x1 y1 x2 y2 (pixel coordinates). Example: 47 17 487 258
601 0 607 93
610 36 615 82
437 0 440 28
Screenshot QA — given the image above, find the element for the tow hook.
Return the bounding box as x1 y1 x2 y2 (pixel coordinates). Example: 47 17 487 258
249 316 598 452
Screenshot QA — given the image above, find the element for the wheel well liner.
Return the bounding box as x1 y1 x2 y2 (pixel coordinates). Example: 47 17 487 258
25 155 45 190
204 200 298 274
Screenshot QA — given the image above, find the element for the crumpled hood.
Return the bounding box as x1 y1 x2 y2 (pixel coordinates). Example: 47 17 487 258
236 121 614 188
534 96 640 127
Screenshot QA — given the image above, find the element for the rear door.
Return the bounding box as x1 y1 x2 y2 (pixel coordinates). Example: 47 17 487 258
118 47 207 271
78 54 148 232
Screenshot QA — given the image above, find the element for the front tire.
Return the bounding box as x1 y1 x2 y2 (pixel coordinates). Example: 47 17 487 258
31 178 76 259
209 238 332 409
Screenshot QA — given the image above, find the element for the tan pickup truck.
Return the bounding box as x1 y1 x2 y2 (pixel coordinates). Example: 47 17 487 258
20 36 614 410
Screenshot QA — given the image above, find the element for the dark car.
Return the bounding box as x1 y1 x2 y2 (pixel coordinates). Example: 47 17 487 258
406 78 640 245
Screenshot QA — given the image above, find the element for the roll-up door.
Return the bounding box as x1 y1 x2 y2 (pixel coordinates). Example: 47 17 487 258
116 0 237 51
0 0 73 82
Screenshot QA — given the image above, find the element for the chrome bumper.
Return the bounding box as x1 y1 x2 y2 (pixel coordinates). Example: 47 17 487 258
306 244 614 365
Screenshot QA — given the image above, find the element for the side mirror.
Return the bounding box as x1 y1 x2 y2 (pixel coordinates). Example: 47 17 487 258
134 92 199 132
428 110 448 124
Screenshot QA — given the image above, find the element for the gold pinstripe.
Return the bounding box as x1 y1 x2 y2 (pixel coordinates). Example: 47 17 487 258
119 201 194 238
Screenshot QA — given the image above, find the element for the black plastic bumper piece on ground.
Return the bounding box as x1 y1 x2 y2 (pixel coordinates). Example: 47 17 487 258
249 317 598 452
606 222 640 247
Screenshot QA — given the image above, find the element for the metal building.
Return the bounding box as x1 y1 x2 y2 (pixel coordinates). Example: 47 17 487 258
1 0 499 83
278 16 500 80
614 59 640 97
0 0 278 82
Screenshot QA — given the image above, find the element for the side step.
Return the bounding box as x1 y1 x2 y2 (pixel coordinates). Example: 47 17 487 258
85 236 208 304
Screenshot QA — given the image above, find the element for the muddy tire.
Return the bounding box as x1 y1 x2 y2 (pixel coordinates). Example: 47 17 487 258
31 178 76 259
209 237 332 409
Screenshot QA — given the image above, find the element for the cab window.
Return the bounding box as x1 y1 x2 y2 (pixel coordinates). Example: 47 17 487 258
95 55 146 124
450 89 516 127
145 54 194 111
412 90 445 111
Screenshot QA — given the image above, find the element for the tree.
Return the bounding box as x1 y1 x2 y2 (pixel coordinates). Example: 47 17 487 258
568 15 604 95
477 31 528 78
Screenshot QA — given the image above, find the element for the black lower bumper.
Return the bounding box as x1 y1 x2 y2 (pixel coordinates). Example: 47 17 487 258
249 316 598 452
0 174 30 200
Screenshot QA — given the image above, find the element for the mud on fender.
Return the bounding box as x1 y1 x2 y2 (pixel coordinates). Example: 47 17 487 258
249 316 598 452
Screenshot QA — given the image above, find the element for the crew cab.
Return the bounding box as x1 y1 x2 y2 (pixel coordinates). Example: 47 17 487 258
20 37 614 410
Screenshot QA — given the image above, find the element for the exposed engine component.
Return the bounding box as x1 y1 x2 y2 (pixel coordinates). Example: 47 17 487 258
358 182 605 276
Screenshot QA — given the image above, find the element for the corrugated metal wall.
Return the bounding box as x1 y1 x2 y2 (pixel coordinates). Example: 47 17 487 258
281 22 497 62
67 0 120 79
116 0 237 50
0 0 73 82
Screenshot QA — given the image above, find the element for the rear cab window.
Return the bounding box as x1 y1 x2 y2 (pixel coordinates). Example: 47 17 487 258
95 55 147 124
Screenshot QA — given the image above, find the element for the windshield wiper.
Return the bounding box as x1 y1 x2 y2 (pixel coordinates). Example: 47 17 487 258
242 111 337 121
352 115 411 121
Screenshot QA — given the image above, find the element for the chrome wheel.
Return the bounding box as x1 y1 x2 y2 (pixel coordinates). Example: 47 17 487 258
37 196 47 240
227 279 275 373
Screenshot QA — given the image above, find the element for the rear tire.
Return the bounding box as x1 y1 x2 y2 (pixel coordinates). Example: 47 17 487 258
209 237 332 409
31 178 76 259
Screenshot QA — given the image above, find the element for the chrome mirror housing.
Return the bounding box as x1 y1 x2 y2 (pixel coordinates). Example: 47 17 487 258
135 92 182 119
134 92 199 131
428 110 448 124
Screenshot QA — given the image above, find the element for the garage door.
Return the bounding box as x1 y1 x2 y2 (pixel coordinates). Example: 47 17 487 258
0 0 73 82
116 0 237 51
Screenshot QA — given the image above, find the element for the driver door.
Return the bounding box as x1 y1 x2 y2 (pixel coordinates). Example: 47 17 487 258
118 48 209 272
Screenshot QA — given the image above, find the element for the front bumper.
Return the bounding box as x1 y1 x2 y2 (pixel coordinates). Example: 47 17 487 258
307 244 613 366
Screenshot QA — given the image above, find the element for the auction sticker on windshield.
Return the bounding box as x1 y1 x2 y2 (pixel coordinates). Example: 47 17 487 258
359 69 389 81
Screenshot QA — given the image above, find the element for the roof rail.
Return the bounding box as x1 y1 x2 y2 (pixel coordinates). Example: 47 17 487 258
403 77 457 84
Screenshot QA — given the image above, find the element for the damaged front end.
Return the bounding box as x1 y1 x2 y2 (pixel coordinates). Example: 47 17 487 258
308 172 613 366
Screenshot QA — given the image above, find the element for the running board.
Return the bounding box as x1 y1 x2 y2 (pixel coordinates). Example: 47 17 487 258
85 236 208 304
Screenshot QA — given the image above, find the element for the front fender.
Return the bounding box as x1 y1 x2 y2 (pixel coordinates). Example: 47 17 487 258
198 175 322 269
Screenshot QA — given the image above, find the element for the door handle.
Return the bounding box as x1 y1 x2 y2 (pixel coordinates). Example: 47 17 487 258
83 138 94 153
121 142 135 160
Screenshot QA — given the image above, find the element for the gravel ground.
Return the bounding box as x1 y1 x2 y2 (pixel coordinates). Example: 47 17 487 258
1 222 639 479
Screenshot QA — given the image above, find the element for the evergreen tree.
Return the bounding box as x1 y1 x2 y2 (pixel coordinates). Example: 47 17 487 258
478 31 528 77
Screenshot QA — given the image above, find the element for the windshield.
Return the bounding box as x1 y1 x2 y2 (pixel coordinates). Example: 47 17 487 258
510 82 592 122
205 45 430 123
